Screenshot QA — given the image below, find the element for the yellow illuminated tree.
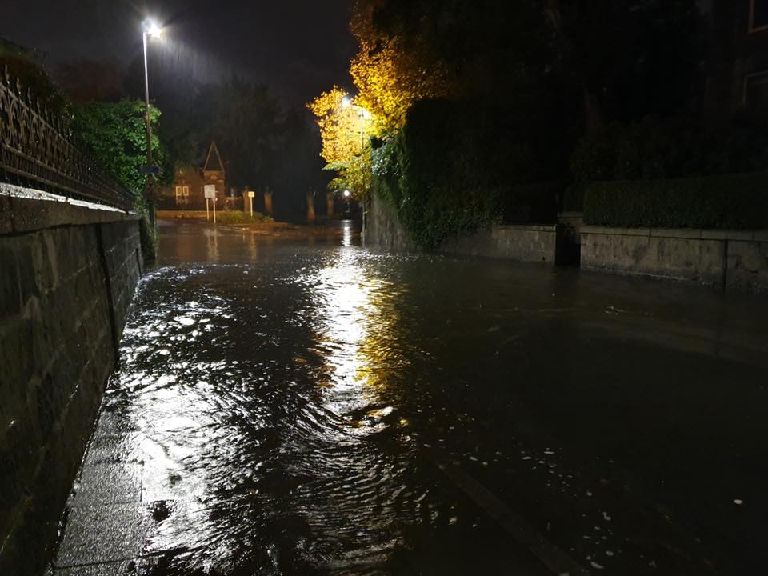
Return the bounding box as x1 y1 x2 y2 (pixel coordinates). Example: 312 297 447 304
348 0 451 133
308 87 375 197
307 0 450 196
308 87 373 165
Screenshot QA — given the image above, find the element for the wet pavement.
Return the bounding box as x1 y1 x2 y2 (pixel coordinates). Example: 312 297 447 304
51 220 768 575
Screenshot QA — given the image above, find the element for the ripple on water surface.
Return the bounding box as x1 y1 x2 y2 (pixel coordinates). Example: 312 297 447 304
100 253 511 575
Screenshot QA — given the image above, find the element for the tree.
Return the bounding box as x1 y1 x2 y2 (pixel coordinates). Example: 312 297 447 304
307 87 375 198
72 100 167 199
307 87 373 164
349 1 451 132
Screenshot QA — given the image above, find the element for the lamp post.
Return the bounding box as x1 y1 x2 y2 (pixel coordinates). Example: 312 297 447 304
341 95 370 154
141 18 163 215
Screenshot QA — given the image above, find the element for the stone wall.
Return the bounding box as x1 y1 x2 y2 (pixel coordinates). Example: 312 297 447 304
441 224 557 263
363 192 557 262
0 195 142 575
581 226 768 292
363 191 414 252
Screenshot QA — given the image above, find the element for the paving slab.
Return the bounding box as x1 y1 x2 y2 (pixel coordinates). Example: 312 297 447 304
73 463 142 506
84 432 145 466
54 504 145 567
54 560 135 576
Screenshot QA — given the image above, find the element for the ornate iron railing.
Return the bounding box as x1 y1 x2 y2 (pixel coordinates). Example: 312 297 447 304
0 67 135 211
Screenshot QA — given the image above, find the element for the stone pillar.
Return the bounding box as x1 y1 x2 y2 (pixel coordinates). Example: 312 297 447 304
326 192 335 220
307 191 316 224
263 191 273 218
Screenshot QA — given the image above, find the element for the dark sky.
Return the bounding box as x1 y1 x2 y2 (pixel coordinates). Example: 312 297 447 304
0 0 356 103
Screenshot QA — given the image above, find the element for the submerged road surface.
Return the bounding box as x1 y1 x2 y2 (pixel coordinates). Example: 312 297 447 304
52 220 768 575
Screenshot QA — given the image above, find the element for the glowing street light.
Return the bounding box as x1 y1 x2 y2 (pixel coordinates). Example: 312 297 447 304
343 190 351 198
143 18 164 39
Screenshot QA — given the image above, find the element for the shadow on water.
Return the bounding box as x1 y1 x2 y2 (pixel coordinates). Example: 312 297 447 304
72 220 768 575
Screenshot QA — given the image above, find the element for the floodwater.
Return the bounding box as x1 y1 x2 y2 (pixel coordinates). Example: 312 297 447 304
55 220 768 575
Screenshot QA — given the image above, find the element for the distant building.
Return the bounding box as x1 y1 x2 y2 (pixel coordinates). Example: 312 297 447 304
703 0 768 118
162 142 227 209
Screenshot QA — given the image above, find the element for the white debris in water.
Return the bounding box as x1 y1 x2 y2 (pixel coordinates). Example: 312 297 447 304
602 511 612 521
175 316 195 326
734 499 744 505
449 516 458 525
590 561 605 570
605 550 614 557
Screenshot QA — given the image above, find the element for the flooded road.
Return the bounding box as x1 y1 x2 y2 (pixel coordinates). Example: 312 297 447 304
54 220 768 575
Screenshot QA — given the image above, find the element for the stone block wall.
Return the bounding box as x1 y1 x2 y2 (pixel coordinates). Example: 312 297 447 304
0 198 142 576
364 191 557 262
363 192 415 252
581 227 768 292
441 224 557 263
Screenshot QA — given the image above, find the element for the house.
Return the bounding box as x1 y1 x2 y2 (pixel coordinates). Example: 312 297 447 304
162 142 227 209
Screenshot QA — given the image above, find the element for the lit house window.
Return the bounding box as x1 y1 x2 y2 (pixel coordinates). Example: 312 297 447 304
744 71 768 115
175 185 190 201
750 0 768 32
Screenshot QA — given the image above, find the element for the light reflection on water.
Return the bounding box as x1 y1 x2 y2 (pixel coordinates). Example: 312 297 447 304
81 222 768 575
102 230 453 575
310 246 392 423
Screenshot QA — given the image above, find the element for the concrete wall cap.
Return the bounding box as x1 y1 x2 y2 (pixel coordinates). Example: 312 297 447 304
495 224 556 232
581 226 651 237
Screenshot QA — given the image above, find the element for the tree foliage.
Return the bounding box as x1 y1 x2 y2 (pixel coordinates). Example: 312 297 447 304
307 87 375 197
308 0 739 245
349 2 451 132
307 87 372 165
72 100 167 198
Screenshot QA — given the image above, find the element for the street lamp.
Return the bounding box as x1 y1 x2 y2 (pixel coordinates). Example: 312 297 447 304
142 18 163 208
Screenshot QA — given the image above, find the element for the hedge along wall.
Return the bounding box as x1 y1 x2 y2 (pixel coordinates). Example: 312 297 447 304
583 172 768 229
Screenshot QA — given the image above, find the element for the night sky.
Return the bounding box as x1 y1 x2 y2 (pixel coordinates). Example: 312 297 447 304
0 0 356 103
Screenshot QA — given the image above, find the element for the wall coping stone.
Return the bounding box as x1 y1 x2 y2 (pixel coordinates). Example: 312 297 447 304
495 224 557 233
581 226 768 242
2 195 140 235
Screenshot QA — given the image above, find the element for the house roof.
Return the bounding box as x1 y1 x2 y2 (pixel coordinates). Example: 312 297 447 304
203 141 225 172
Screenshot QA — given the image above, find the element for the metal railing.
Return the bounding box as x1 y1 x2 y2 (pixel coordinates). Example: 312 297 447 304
0 67 135 211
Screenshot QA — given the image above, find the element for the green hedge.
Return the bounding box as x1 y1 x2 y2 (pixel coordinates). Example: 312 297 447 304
583 172 768 229
371 99 563 249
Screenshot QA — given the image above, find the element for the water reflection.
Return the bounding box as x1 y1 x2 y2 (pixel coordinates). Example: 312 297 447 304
341 219 354 247
69 222 768 576
204 226 219 261
310 246 392 422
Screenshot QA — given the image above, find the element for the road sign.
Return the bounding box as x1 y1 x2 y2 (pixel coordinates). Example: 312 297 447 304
204 185 216 199
247 191 255 198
